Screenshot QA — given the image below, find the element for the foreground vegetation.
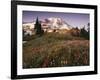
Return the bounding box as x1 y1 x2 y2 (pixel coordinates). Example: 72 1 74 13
23 32 89 68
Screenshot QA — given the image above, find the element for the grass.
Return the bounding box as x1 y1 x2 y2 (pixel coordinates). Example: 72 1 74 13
23 32 89 68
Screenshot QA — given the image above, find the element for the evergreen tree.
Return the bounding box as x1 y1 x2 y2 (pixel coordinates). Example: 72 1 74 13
80 27 88 39
34 17 44 36
70 27 80 37
23 30 25 40
87 23 90 39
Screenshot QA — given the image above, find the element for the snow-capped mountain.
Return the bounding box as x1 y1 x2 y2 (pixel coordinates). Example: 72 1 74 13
23 17 72 30
41 17 72 30
23 17 73 35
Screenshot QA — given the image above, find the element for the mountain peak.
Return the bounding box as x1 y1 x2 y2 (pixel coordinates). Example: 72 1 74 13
23 17 72 30
42 17 72 30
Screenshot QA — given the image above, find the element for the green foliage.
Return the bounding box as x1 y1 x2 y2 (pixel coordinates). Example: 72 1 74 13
70 27 80 37
34 17 44 36
70 27 89 40
80 27 89 39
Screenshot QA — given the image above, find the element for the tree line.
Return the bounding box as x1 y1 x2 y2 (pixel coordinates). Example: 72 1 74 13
23 17 90 40
70 26 89 39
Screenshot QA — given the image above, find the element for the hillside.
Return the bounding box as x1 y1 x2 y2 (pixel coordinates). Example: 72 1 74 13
23 33 89 68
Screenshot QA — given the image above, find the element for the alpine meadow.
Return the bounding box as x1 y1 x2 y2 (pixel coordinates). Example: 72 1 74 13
22 11 90 68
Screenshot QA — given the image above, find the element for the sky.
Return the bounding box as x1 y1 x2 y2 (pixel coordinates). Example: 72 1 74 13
22 11 90 28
